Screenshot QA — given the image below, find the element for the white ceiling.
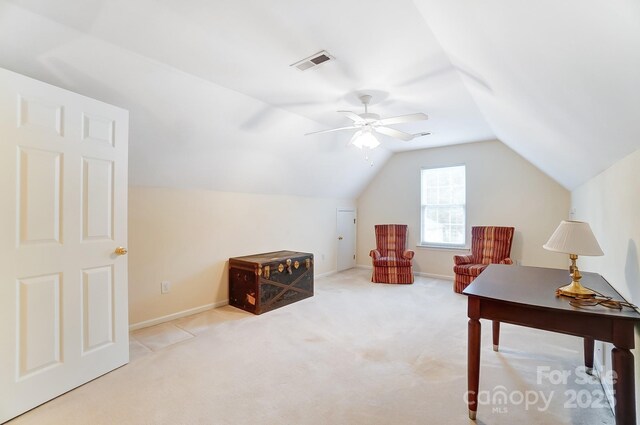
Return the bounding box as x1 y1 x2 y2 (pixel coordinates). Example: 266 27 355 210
413 0 640 190
0 0 638 197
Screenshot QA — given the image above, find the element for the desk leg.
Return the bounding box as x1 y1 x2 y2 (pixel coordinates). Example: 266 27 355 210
612 347 635 425
468 318 481 420
492 321 500 352
583 337 594 375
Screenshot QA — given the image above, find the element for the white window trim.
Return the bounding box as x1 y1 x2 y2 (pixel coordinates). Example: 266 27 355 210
419 164 467 248
415 244 470 251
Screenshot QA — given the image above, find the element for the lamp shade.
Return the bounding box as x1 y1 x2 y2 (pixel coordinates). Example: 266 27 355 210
543 220 604 256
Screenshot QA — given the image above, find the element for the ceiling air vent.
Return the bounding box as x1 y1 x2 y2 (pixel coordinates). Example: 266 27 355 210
290 50 334 71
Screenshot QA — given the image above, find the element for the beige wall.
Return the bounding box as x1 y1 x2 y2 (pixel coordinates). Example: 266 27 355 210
356 140 570 277
571 148 640 416
128 186 354 326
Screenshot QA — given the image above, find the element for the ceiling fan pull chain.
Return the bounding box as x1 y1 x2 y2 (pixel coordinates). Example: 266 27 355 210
363 153 374 167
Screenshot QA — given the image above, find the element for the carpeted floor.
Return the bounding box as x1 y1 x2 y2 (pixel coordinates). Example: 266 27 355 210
9 269 614 424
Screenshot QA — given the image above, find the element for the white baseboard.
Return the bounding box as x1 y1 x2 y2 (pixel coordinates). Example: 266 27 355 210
315 270 338 278
129 268 452 331
132 270 340 330
414 271 454 281
356 264 454 281
593 345 615 416
129 299 229 331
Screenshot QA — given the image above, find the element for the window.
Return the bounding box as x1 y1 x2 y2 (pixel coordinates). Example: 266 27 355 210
420 165 466 247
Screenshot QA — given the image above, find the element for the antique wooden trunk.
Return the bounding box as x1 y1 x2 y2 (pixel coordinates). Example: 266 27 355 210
229 250 314 315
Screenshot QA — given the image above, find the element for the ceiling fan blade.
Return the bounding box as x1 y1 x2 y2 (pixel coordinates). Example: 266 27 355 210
337 110 365 123
305 125 360 136
374 126 414 141
378 113 428 126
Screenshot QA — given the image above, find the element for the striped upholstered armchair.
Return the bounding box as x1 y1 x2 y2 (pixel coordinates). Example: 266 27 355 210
453 226 515 293
369 224 415 284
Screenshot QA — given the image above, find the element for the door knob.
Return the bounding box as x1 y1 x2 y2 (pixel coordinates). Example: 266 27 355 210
338 236 343 240
115 247 128 256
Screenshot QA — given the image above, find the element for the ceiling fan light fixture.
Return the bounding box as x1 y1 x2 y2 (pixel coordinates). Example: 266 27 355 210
304 94 428 148
351 129 380 149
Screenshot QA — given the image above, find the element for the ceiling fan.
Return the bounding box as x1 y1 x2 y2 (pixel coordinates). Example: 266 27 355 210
305 94 430 148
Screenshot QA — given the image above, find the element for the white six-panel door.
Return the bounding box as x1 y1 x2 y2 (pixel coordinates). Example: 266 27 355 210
0 67 129 422
337 209 356 271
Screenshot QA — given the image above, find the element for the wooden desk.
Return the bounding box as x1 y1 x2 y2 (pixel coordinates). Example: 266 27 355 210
463 264 640 425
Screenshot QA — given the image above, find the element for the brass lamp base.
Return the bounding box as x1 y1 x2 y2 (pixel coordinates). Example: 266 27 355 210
557 281 595 298
557 254 596 298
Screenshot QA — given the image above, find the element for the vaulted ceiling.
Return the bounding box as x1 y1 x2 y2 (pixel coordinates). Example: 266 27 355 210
1 0 638 198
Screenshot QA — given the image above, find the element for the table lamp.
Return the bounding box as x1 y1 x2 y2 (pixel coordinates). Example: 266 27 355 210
543 220 604 297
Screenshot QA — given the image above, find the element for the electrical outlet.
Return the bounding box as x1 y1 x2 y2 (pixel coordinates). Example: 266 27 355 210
161 280 170 294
